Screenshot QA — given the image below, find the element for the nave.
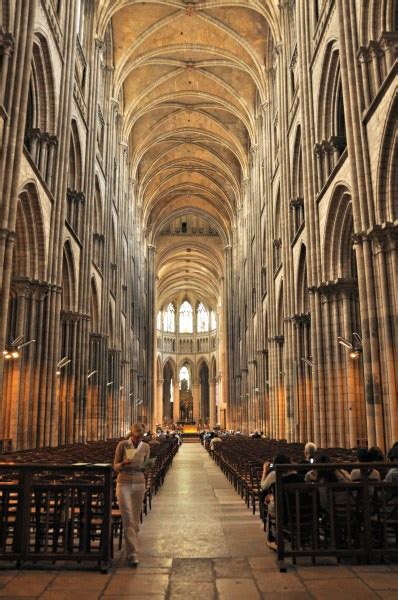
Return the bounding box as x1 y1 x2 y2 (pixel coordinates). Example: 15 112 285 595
1 443 397 600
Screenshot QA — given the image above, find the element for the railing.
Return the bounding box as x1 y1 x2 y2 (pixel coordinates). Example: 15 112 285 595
274 463 398 571
0 463 113 572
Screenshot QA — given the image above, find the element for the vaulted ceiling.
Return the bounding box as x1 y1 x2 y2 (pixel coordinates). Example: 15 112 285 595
97 0 279 308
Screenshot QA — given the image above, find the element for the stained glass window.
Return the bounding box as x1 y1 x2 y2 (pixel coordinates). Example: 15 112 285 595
179 300 193 333
163 303 175 332
197 302 209 332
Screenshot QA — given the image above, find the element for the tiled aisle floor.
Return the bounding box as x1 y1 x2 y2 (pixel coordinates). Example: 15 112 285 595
1 443 397 599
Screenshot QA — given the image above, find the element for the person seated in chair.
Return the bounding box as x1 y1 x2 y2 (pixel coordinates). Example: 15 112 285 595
302 442 317 463
210 431 222 451
261 453 299 550
305 453 352 513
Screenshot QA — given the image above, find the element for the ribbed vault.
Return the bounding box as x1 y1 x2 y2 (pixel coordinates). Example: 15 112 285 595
97 0 278 309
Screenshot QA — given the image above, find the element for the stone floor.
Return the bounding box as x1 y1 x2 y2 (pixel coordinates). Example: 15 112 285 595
1 443 397 599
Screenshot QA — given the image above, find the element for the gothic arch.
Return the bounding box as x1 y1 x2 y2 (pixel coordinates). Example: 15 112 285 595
90 276 100 333
68 120 83 191
291 126 303 197
360 0 398 45
296 244 309 314
376 93 398 223
25 33 56 136
61 241 76 312
316 40 346 152
93 176 103 234
323 184 354 281
196 356 210 380
13 183 46 282
163 357 176 380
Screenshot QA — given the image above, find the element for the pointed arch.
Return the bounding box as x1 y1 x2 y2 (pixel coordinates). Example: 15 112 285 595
377 93 398 223
163 357 176 380
323 184 354 281
93 176 103 234
297 244 309 314
197 301 209 332
196 356 210 380
61 241 76 312
13 183 46 282
179 299 193 333
317 41 345 143
68 120 83 191
90 277 100 333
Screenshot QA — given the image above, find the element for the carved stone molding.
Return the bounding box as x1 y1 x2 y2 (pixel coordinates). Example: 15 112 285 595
0 31 15 55
291 312 311 327
289 196 304 210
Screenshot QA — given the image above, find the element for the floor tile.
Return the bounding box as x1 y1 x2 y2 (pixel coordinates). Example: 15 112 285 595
303 578 379 599
216 578 261 600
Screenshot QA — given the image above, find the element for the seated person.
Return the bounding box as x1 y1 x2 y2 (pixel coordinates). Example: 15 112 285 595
251 430 262 439
305 453 352 513
384 443 398 501
261 453 299 550
210 432 222 451
350 447 381 482
302 442 317 463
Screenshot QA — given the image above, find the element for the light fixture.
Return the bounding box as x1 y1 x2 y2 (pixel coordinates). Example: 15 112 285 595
2 337 35 359
87 370 97 379
17 339 35 349
106 381 114 386
120 386 124 391
301 357 313 368
57 357 71 368
338 333 363 359
56 357 71 375
337 336 352 350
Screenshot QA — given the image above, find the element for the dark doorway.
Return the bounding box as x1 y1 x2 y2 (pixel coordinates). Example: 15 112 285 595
199 363 209 421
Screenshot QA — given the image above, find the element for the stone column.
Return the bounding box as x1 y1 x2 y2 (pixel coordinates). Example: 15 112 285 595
209 378 216 427
156 378 163 427
192 382 199 422
147 244 156 428
173 380 180 424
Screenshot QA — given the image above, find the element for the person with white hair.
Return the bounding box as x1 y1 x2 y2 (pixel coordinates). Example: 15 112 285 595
304 442 317 463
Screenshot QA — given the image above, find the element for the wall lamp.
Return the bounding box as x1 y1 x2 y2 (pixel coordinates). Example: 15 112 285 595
3 337 36 359
301 357 313 368
338 333 363 359
56 357 71 375
87 370 97 379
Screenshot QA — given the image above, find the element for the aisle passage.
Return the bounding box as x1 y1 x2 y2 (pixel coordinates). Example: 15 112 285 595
139 443 269 559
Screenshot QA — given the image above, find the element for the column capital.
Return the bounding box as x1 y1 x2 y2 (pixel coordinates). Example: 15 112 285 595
0 31 15 55
260 101 270 116
95 37 106 52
